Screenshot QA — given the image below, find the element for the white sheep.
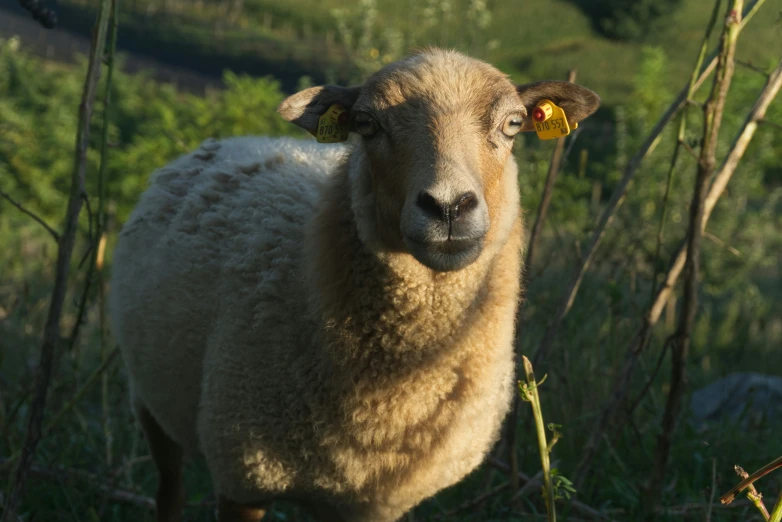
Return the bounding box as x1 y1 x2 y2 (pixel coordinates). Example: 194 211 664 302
109 48 599 522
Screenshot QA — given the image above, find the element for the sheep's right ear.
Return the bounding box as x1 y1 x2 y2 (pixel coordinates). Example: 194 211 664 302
278 85 362 135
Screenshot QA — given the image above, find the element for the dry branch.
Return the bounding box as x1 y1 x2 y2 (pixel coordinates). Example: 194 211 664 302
644 2 743 514
720 456 782 506
0 190 60 242
573 42 782 494
530 0 769 368
0 1 115 519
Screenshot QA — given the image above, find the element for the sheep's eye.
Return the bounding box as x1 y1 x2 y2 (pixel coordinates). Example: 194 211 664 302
354 111 379 137
501 114 523 138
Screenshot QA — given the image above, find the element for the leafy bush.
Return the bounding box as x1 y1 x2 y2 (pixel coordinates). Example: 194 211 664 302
0 36 298 231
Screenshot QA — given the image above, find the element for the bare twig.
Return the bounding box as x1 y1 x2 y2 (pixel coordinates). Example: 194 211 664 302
758 119 782 131
0 190 60 242
706 459 717 522
644 3 743 515
0 1 115 519
737 59 772 77
574 50 782 490
531 0 769 368
721 457 782 505
734 465 770 519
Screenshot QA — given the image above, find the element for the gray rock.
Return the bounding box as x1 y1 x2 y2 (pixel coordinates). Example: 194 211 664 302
690 372 782 428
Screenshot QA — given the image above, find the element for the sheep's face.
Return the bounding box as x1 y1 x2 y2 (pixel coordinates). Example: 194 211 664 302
279 49 600 272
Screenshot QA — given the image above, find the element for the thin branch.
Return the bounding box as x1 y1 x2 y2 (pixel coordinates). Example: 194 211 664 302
758 119 782 131
530 0 769 368
704 231 741 256
735 465 770 519
574 51 782 491
737 59 772 77
0 190 60 242
721 457 782 505
645 3 743 515
679 139 701 161
0 1 114 519
627 336 673 414
706 459 717 522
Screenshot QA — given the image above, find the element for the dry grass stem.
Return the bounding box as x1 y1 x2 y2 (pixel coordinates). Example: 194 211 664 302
645 2 744 515
721 457 782 506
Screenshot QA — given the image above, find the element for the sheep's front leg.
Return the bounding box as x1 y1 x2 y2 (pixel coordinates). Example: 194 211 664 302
137 406 185 522
217 496 268 522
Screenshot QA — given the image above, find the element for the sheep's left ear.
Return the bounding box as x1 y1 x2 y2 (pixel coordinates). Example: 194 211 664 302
516 81 600 132
278 85 361 135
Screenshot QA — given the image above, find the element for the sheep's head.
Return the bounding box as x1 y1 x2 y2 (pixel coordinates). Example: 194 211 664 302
279 49 600 272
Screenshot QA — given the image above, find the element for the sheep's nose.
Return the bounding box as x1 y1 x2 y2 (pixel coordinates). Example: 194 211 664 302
416 191 479 223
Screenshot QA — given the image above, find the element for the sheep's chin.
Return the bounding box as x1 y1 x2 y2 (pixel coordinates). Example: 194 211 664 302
404 237 484 272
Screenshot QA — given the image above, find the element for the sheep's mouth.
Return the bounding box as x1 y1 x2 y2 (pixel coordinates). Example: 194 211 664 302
404 236 484 272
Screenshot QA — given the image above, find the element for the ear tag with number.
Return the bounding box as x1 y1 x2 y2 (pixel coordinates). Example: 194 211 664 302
315 104 350 143
532 99 574 141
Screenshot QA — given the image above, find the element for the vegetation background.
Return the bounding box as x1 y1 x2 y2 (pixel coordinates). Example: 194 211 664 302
1 0 781 520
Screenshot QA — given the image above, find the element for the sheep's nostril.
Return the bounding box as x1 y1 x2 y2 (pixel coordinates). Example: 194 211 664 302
416 192 447 220
451 192 478 221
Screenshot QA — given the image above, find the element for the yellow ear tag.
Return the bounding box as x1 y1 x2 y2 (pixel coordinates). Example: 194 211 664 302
315 104 350 143
532 99 572 141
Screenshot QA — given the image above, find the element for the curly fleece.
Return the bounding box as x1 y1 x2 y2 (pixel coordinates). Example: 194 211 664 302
110 138 523 519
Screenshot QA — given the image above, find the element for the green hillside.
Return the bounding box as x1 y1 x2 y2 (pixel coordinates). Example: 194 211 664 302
58 0 782 103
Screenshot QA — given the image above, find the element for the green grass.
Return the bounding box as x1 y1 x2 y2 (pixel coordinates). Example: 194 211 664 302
2 2 782 519
52 0 782 104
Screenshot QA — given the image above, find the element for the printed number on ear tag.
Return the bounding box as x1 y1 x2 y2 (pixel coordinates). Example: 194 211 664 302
532 99 575 141
316 105 350 143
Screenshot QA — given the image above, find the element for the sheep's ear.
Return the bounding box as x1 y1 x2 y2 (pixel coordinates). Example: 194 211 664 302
516 81 600 132
278 85 362 135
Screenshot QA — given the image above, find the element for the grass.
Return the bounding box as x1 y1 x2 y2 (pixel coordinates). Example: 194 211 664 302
2 0 782 520
41 0 782 104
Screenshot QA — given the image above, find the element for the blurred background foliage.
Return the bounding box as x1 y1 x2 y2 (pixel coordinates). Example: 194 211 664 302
1 0 781 519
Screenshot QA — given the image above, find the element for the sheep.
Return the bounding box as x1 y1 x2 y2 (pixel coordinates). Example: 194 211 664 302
108 48 600 522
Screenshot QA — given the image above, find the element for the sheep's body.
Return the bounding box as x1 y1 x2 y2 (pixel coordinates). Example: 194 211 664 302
111 136 522 520
111 49 600 521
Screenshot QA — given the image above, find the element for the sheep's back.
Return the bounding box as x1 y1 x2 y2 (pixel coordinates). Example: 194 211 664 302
109 136 346 453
